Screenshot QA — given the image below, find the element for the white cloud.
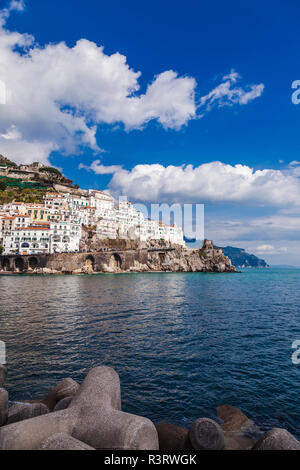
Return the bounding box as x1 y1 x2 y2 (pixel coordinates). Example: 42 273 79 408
0 0 25 22
200 70 264 110
209 212 300 243
8 0 25 12
255 244 275 253
0 6 264 165
0 4 198 164
84 160 300 207
79 160 122 175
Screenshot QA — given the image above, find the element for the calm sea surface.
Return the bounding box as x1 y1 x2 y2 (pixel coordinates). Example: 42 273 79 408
0 269 299 436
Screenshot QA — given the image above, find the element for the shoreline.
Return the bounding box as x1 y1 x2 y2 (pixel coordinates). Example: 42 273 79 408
0 269 242 276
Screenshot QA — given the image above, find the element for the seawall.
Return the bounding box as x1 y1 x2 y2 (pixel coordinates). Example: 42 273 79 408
0 247 236 274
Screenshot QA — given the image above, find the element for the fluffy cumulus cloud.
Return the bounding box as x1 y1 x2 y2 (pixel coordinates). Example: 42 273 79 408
0 2 264 164
0 1 197 164
84 160 300 207
0 0 25 23
200 71 264 110
79 160 122 175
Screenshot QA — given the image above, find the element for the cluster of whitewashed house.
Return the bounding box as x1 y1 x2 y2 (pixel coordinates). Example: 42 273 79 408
0 190 184 255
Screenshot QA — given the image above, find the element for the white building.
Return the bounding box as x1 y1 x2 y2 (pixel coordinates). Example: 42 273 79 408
50 221 81 253
2 226 51 255
0 188 185 253
87 190 115 213
0 219 82 255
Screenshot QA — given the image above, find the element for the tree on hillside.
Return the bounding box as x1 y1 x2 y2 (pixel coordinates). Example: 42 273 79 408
0 154 17 167
0 180 7 191
40 167 63 177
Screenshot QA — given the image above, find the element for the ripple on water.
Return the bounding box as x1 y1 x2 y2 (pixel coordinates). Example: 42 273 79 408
0 269 299 436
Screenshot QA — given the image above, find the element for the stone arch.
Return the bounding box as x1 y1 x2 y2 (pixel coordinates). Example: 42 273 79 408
85 255 95 274
159 252 166 264
15 257 24 272
2 258 10 271
111 253 122 270
29 257 38 270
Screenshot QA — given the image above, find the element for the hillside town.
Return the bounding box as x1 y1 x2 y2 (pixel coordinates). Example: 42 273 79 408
0 187 185 256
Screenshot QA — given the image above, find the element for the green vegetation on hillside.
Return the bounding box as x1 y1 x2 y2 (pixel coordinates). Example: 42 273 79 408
0 154 17 167
0 176 47 190
40 167 63 177
39 167 73 186
0 188 48 205
0 180 7 191
198 248 207 258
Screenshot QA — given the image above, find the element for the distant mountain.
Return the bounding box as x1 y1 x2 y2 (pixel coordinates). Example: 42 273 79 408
216 246 269 268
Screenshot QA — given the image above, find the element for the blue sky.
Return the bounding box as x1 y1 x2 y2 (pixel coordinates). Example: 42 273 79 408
1 0 300 264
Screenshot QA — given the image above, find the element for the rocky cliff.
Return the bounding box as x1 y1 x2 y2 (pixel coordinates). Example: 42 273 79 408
145 247 236 273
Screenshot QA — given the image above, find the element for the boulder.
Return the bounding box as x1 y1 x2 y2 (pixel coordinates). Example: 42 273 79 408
0 388 8 426
39 433 95 450
7 402 49 425
217 404 260 443
217 405 251 432
0 365 7 388
42 378 79 411
155 422 188 450
253 428 300 450
53 396 73 412
186 418 225 450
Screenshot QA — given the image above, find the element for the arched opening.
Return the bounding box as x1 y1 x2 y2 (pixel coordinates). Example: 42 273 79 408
15 257 24 272
85 255 95 274
2 258 10 271
111 253 122 271
159 252 166 264
29 257 38 270
21 243 30 249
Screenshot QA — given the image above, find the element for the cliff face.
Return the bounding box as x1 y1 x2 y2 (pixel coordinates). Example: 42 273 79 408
145 248 236 273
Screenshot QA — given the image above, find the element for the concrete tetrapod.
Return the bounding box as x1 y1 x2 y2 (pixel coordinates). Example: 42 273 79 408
0 366 159 450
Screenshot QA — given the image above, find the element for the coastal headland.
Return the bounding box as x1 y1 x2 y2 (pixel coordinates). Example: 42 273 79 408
0 241 236 275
